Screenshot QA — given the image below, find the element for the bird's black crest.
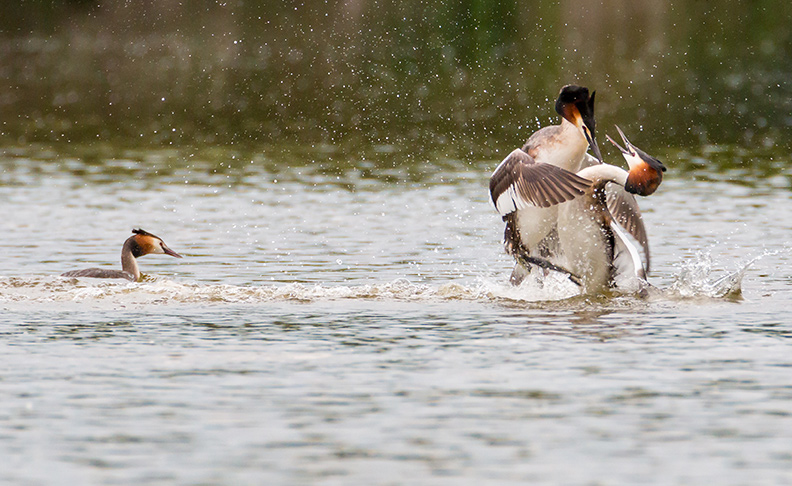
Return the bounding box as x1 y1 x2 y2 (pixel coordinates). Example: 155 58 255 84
132 228 162 240
556 85 590 105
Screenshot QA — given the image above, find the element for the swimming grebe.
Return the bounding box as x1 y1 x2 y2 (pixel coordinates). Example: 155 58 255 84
61 229 182 282
554 127 666 292
489 85 603 282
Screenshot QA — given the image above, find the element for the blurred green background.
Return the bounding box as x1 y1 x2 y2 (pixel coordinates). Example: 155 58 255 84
1 0 790 161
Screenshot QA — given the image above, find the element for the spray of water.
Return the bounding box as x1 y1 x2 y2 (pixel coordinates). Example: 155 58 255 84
667 249 780 299
1 248 782 306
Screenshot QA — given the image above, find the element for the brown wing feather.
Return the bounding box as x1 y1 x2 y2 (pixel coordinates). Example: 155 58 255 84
490 149 591 215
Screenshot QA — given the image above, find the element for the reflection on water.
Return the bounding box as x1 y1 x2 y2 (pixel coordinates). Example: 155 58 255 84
2 2 792 482
1 1 790 153
3 295 792 484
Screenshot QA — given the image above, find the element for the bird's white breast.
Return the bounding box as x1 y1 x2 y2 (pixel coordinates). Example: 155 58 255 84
557 196 613 293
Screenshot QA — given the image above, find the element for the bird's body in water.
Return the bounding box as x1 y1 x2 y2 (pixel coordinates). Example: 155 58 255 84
493 126 666 293
489 85 604 283
61 229 182 282
558 127 666 292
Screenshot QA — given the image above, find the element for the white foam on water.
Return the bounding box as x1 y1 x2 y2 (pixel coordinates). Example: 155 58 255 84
666 249 781 299
0 273 582 307
1 249 780 308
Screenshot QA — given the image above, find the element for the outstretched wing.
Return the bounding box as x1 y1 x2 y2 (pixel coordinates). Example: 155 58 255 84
489 148 591 216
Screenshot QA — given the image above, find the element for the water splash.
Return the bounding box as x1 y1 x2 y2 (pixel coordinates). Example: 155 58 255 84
0 249 777 307
667 250 775 299
0 273 584 307
481 270 581 303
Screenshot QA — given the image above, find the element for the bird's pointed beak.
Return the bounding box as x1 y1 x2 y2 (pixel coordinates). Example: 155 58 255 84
607 126 642 172
607 125 667 174
582 124 602 163
616 125 634 153
577 92 602 162
613 125 666 196
606 125 634 155
162 243 183 258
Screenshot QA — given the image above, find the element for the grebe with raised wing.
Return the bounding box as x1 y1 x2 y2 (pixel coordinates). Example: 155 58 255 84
489 85 603 283
490 126 665 292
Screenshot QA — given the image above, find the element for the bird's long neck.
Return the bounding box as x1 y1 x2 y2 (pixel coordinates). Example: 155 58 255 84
121 238 141 282
577 163 628 191
559 117 586 144
525 119 588 172
556 118 589 170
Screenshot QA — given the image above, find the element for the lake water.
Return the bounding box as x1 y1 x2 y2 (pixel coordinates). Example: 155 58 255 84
2 0 792 482
1 144 791 485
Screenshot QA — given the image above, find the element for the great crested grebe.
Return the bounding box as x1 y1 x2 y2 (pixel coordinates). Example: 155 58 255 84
489 85 603 282
61 229 182 282
513 126 666 293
